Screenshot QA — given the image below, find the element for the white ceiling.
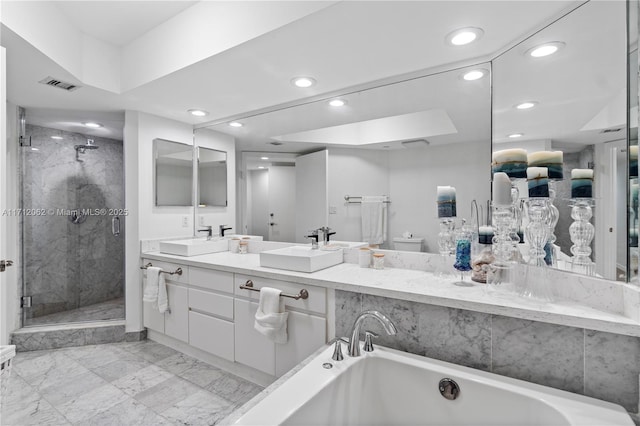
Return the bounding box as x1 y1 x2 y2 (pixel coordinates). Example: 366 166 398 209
54 1 198 46
1 1 582 145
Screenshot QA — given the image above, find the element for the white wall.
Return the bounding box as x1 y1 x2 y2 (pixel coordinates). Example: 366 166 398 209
1 53 21 342
389 141 491 252
194 128 236 234
295 150 328 243
327 148 389 244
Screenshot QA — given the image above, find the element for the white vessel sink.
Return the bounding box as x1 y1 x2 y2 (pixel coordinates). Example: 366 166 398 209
260 246 343 273
159 238 229 256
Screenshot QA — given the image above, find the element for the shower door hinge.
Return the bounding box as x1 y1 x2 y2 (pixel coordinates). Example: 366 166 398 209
21 296 32 308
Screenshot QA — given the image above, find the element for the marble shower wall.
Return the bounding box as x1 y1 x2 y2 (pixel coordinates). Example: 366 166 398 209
22 125 124 321
336 290 640 415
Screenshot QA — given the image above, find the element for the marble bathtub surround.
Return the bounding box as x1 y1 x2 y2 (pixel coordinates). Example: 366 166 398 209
1 341 262 425
21 125 124 324
335 290 640 414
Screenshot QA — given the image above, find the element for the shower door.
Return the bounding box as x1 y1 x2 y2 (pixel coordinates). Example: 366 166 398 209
20 123 125 326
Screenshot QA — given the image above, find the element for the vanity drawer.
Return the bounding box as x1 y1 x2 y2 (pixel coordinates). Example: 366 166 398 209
142 259 189 284
188 288 233 320
190 267 234 294
234 274 326 315
189 311 234 362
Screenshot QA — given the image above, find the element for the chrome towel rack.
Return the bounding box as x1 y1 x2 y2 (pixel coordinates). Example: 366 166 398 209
140 262 183 276
239 280 309 300
344 195 391 204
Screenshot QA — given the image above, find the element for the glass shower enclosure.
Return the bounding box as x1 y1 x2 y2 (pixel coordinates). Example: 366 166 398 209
19 117 125 327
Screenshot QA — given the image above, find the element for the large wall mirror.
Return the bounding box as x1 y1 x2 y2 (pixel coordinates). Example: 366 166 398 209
492 1 628 281
198 147 228 207
153 138 194 207
205 63 492 251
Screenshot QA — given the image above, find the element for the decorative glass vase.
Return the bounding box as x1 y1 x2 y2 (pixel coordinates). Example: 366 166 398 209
489 203 515 285
569 199 595 276
453 220 473 286
436 218 456 278
521 198 554 302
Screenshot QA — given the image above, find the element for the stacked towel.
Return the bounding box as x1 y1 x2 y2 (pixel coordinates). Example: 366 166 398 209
254 287 289 343
143 266 169 313
361 196 387 245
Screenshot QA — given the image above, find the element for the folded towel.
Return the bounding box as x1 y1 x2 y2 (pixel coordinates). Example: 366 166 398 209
361 196 387 245
254 287 289 344
143 267 169 313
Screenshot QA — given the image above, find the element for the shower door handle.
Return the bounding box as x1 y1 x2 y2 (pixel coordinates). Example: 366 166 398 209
112 216 121 237
0 260 13 272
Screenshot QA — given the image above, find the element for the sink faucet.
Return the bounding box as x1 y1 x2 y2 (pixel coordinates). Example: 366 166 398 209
347 310 397 357
305 230 320 249
320 226 336 244
219 225 232 237
198 226 213 240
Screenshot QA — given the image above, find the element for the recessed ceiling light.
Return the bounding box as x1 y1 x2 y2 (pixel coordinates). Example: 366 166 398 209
515 101 538 110
260 156 269 160
30 148 40 151
508 133 524 138
527 42 565 58
83 122 103 128
188 109 209 117
329 99 347 107
258 166 265 169
229 122 243 128
291 77 316 88
462 69 486 81
51 136 63 140
446 27 484 46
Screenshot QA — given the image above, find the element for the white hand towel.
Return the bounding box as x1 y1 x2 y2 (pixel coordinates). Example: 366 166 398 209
143 267 169 313
254 287 289 344
157 272 169 314
361 196 387 245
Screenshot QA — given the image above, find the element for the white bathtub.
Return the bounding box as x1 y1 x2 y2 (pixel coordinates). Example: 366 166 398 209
233 343 633 426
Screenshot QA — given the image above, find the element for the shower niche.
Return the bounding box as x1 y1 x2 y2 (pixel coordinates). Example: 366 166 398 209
20 123 125 326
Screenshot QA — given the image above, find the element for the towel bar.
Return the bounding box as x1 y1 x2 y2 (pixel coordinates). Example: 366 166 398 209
240 280 309 300
140 262 183 276
344 195 391 204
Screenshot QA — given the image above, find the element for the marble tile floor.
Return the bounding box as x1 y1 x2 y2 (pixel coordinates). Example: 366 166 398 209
1 340 263 425
25 298 125 327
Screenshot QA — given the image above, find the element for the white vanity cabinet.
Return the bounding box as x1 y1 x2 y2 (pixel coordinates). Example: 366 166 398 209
234 274 327 376
142 260 189 342
187 268 235 361
141 259 328 379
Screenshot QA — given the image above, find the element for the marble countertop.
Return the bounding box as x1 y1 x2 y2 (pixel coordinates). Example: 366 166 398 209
142 251 640 337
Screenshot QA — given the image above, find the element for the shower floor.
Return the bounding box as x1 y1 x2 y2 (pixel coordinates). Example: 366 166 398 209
26 297 125 326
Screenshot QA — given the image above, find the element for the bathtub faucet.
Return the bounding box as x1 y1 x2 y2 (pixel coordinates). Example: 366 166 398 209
348 310 397 357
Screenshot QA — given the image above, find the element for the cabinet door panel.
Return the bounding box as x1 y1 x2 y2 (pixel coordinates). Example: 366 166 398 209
189 311 234 361
275 311 326 377
234 299 275 375
165 284 188 342
143 301 164 333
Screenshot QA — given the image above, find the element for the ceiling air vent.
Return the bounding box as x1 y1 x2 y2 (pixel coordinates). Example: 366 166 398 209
600 128 622 134
268 141 284 146
38 76 81 92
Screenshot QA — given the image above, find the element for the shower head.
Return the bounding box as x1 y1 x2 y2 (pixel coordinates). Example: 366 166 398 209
74 139 99 154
